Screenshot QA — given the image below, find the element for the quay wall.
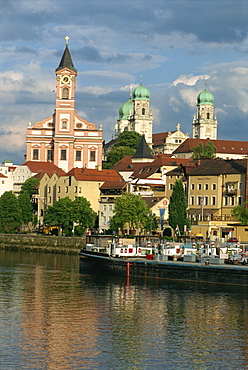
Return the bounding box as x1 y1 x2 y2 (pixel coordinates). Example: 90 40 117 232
0 234 85 254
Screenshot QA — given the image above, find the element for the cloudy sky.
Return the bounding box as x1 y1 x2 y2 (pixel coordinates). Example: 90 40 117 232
1 0 247 164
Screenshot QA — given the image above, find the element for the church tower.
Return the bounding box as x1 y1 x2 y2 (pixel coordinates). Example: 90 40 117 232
114 83 153 147
26 37 103 172
192 88 218 140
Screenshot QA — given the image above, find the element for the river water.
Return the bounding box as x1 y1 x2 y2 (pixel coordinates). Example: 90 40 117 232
0 249 247 370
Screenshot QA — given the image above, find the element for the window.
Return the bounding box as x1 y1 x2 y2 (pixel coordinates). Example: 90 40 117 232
75 150 81 161
62 87 69 99
169 183 174 190
58 186 60 193
212 184 216 190
207 112 210 119
47 150 53 161
33 149 39 160
205 196 208 205
109 205 112 211
74 186 77 193
103 205 107 211
48 187 51 193
48 197 51 203
62 120 67 129
90 151 96 161
198 184 202 190
61 149 67 160
224 197 228 206
191 196 194 205
238 182 242 190
238 196 242 205
79 187 81 193
204 184 208 190
198 197 202 205
211 196 216 206
230 197 235 206
191 184 195 190
65 186 68 193
142 108 145 115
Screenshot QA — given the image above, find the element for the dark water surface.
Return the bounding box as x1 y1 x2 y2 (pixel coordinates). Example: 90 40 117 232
0 250 247 370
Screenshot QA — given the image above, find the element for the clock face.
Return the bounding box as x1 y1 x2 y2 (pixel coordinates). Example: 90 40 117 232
61 75 71 84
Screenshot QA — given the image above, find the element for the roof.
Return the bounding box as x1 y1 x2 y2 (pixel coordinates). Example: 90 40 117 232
142 197 164 209
22 161 66 176
187 158 247 176
112 153 192 178
173 138 248 155
56 45 77 73
132 135 153 160
100 181 127 190
153 132 174 146
0 173 7 178
66 168 123 182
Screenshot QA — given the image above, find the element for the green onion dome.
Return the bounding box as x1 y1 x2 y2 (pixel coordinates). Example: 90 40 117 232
133 83 150 100
197 88 214 105
119 98 133 119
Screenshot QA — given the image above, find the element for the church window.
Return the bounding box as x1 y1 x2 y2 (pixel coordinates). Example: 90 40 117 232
62 87 69 99
62 120 67 129
142 108 145 115
61 149 67 160
76 123 82 128
33 149 39 160
75 150 81 161
207 113 210 119
47 150 53 161
90 151 96 161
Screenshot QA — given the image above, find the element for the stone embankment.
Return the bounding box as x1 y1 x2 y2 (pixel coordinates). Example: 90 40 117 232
0 234 85 255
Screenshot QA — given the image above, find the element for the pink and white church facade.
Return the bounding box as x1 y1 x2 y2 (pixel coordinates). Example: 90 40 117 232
26 37 103 172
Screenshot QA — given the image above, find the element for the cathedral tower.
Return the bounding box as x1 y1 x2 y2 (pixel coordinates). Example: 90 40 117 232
192 88 218 140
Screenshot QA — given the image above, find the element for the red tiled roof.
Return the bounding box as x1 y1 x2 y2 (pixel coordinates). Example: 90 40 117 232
173 138 248 155
112 154 192 179
152 132 173 146
0 173 7 178
100 181 127 190
22 161 66 176
66 168 123 182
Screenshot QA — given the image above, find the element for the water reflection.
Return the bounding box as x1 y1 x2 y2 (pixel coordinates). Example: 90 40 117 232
0 250 247 369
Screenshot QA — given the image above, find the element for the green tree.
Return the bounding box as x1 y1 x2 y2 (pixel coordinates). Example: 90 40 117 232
110 193 150 232
18 190 33 224
191 141 216 159
114 131 142 149
105 146 136 168
44 197 74 235
44 196 97 236
103 131 142 169
232 201 248 225
168 179 190 235
20 177 40 197
0 191 22 233
73 197 97 236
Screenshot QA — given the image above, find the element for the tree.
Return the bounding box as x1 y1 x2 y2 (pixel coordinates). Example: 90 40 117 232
103 131 142 169
18 190 33 224
0 191 22 233
44 196 97 236
44 197 74 235
191 141 216 159
73 197 97 236
105 146 136 168
114 131 142 150
232 201 248 225
168 179 190 235
20 177 40 197
110 193 150 232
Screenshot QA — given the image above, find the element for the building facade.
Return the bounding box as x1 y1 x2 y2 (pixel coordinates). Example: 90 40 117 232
26 38 103 173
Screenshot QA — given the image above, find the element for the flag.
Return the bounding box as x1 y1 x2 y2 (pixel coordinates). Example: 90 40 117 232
175 225 181 236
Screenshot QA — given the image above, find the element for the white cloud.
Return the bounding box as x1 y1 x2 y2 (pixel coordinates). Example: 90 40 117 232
173 74 210 86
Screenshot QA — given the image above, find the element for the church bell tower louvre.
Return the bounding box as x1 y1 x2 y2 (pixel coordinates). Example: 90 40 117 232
25 37 103 173
192 87 218 140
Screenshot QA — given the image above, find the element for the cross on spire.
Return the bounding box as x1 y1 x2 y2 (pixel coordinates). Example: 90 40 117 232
65 36 70 45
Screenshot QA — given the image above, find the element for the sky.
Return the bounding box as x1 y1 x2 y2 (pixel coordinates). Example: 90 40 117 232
0 0 247 164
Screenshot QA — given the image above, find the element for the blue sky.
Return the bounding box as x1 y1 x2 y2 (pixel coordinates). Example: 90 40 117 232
0 0 247 164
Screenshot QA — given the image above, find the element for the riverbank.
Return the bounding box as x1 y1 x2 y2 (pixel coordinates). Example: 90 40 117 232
0 234 84 254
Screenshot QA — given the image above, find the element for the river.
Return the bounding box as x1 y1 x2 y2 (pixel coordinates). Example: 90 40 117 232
0 249 247 369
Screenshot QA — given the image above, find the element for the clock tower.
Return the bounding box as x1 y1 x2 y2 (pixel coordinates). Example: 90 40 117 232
26 37 103 172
